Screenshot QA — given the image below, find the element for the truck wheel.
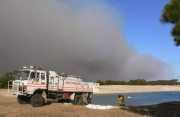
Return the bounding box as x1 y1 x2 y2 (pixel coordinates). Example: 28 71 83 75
30 94 45 107
17 95 27 104
74 95 83 105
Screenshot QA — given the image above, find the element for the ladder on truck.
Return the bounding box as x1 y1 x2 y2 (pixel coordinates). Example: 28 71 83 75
8 80 13 93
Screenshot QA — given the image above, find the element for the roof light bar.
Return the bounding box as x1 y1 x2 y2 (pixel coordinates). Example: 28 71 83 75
23 66 27 69
30 66 36 69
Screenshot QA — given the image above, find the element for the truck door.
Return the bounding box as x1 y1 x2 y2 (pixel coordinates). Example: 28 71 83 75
27 71 46 92
36 72 46 89
38 72 46 85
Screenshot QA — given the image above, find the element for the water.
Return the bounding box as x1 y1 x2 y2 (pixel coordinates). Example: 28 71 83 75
92 91 180 106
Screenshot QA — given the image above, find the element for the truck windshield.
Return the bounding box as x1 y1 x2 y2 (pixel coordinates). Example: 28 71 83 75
18 71 30 80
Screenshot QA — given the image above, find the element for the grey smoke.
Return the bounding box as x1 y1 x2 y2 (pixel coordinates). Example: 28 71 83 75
0 0 170 81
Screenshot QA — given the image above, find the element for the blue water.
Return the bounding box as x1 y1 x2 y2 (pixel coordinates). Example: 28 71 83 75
92 91 180 106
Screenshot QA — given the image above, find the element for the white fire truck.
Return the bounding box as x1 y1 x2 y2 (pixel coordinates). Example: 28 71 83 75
8 66 93 107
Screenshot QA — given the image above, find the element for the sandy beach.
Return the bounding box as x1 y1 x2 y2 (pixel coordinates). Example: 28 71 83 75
95 85 180 94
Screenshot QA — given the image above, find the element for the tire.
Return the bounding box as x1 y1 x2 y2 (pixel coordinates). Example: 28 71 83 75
30 94 45 107
17 95 27 104
74 95 83 105
58 99 63 103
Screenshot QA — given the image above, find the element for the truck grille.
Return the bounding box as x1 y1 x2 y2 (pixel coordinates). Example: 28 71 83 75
12 85 23 92
12 85 18 91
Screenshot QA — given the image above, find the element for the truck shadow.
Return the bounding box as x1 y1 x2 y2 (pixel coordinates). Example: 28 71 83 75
45 101 53 105
121 101 180 117
45 99 72 106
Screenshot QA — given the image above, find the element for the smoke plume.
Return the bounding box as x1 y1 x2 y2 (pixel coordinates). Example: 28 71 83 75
0 0 170 81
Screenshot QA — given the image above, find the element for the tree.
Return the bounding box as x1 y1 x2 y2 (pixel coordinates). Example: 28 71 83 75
116 81 126 85
38 67 42 70
105 80 113 85
160 0 180 46
0 71 18 88
127 79 147 85
96 80 105 85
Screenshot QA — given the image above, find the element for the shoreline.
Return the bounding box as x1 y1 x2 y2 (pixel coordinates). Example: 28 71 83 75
94 85 180 94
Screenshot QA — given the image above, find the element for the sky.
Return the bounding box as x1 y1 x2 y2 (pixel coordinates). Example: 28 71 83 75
0 0 179 81
106 0 180 80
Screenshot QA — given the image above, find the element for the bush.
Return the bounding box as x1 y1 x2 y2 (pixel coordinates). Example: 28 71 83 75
0 71 18 88
96 80 105 85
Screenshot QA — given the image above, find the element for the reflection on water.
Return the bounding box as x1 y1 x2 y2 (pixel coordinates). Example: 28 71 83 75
92 91 180 106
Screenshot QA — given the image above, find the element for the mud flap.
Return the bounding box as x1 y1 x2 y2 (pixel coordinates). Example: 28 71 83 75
42 91 47 103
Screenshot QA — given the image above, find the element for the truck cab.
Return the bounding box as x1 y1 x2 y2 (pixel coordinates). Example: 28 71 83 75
10 66 46 95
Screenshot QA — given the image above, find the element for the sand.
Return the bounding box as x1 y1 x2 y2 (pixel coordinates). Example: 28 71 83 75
95 85 180 94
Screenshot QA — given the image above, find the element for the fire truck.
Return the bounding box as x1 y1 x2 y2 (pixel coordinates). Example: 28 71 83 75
8 66 93 107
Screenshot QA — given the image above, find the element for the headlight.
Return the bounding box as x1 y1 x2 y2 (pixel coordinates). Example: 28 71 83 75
23 85 27 89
